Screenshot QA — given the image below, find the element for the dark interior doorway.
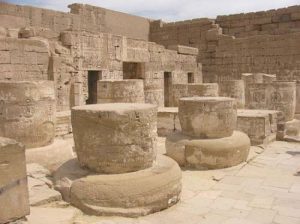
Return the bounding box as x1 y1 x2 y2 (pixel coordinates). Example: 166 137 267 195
188 72 194 83
123 62 144 79
164 72 172 107
86 70 102 105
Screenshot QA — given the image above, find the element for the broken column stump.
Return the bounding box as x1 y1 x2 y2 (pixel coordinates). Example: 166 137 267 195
0 137 29 223
97 79 145 103
55 103 182 217
166 97 250 169
0 81 56 148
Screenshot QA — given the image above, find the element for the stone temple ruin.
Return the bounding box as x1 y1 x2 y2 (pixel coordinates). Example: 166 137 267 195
0 1 300 223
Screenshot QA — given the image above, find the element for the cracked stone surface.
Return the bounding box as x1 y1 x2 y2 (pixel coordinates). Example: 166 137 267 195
18 140 300 224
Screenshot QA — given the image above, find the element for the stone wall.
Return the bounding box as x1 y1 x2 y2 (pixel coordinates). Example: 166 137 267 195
216 6 300 38
0 38 49 81
149 19 218 63
204 32 300 83
0 2 150 40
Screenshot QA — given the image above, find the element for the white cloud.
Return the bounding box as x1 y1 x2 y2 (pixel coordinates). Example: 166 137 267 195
7 0 300 21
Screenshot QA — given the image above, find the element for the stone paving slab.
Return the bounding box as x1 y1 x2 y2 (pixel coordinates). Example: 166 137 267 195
24 140 300 224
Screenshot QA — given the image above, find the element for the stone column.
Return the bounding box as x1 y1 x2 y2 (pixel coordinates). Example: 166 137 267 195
218 80 245 109
97 79 145 103
179 97 237 138
187 83 219 97
0 81 56 148
0 137 29 223
166 96 250 169
55 103 182 217
246 81 296 121
72 103 157 174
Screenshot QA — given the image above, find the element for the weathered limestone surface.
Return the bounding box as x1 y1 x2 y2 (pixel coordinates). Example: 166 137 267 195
166 131 250 169
171 83 219 107
54 155 182 217
285 119 300 138
27 163 62 206
55 111 72 137
242 73 277 107
171 84 188 107
237 109 278 145
0 81 56 148
26 139 75 173
218 80 245 109
0 38 49 81
157 107 180 137
97 79 145 103
167 45 199 55
71 103 158 174
0 137 29 223
179 97 237 138
246 81 296 121
187 83 219 97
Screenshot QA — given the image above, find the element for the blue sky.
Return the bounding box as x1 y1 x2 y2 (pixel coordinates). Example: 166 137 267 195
6 0 300 21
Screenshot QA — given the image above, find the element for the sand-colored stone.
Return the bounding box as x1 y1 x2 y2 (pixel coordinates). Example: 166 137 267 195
179 97 237 138
0 81 56 148
166 131 250 169
218 80 245 109
171 84 188 107
71 103 157 174
54 155 181 217
26 139 75 173
157 107 180 137
0 137 29 223
237 109 278 145
187 83 219 97
97 79 145 103
246 81 296 121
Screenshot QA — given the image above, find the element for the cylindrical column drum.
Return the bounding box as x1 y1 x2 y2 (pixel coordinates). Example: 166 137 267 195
0 81 56 148
179 97 237 138
71 103 158 174
97 79 145 103
171 84 188 107
187 83 219 97
246 81 296 121
218 80 245 109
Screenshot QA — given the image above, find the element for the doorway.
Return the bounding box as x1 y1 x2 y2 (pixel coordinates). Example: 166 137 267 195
188 72 194 83
86 70 102 105
164 72 172 107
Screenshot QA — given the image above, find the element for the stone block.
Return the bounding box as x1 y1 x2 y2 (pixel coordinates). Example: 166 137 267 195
55 110 72 137
97 79 145 103
171 84 188 107
0 137 29 223
0 50 10 64
246 81 296 121
187 83 219 97
237 109 278 145
179 97 237 138
72 103 158 174
157 107 180 137
167 45 199 55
